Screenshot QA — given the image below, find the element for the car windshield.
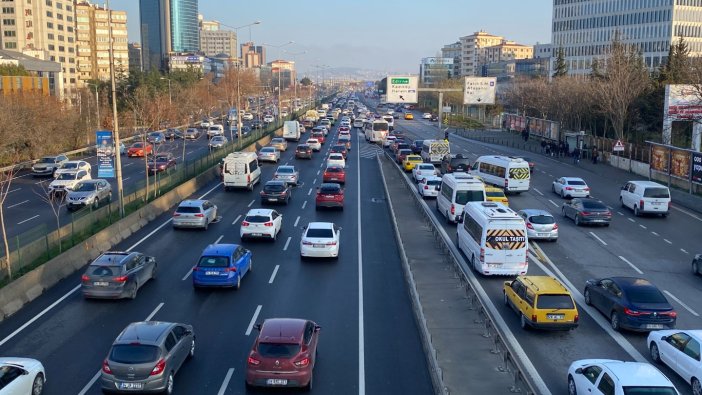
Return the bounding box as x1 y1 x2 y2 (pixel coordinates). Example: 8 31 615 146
326 167 342 173
74 182 97 192
373 123 388 131
245 215 270 223
529 215 555 224
265 184 285 192
132 143 144 148
622 387 678 395
582 201 607 210
567 180 586 186
39 157 56 163
643 188 670 198
149 133 160 138
277 167 294 174
155 156 170 162
257 343 301 358
56 173 77 180
451 159 471 166
329 155 343 160
109 344 160 364
88 265 121 277
419 165 434 170
455 190 484 205
63 163 78 169
627 287 668 304
536 294 574 309
272 139 284 143
198 256 230 267
427 179 441 186
308 140 318 144
176 206 201 214
306 228 334 238
297 146 309 151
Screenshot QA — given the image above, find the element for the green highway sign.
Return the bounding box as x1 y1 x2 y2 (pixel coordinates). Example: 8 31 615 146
387 75 418 103
391 78 410 84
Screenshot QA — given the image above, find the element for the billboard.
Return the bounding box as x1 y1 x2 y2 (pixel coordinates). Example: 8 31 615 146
96 130 115 178
665 84 702 120
692 152 702 184
463 77 496 105
650 145 670 174
670 148 691 179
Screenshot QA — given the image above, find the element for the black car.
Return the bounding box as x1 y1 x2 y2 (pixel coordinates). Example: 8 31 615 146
295 144 313 159
584 277 676 332
693 254 702 275
330 144 348 159
260 181 291 205
410 140 424 154
440 153 471 174
251 120 264 129
164 128 182 140
561 198 612 226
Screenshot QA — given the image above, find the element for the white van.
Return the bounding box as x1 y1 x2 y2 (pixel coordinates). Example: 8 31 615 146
207 124 224 138
421 140 450 165
470 156 530 193
353 118 365 128
283 121 301 141
436 173 486 223
619 180 671 217
222 152 261 191
457 201 528 276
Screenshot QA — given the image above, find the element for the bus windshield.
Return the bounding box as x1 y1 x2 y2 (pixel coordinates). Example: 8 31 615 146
373 122 388 131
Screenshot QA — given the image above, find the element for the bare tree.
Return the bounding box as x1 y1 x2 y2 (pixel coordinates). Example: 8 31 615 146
0 166 19 279
33 187 66 255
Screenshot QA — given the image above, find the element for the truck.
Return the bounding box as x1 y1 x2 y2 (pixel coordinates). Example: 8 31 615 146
420 140 450 165
304 109 319 123
283 121 301 142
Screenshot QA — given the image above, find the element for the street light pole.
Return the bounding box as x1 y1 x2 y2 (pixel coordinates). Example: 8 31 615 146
160 78 172 106
106 0 124 217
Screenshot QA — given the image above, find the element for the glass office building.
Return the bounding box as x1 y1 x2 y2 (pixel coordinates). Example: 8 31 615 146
170 0 199 53
139 0 165 71
139 0 199 71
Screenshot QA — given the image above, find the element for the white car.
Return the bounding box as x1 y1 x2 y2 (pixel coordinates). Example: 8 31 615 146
300 222 341 259
553 177 591 199
200 120 212 128
240 208 282 241
327 153 346 169
648 330 702 394
242 113 254 121
385 109 394 115
207 125 224 138
54 160 92 178
263 114 275 123
306 138 321 152
0 357 45 395
413 163 438 182
48 169 91 195
383 135 397 148
418 176 441 198
422 113 432 119
567 359 679 395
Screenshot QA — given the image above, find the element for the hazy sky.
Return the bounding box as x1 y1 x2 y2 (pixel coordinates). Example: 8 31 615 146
110 0 552 75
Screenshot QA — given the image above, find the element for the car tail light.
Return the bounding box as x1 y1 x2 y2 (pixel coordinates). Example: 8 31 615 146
479 248 485 263
264 222 273 227
192 266 199 272
574 314 579 323
241 221 250 226
450 204 455 215
326 241 337 246
584 187 590 191
302 241 314 245
81 274 90 282
195 213 205 217
247 174 251 184
640 199 645 210
150 358 166 376
102 360 112 374
604 211 612 216
526 223 534 229
565 187 573 191
624 308 644 316
531 314 537 322
227 267 237 272
248 356 261 366
553 223 559 230
173 213 181 217
504 179 509 188
661 311 677 318
260 191 265 196
294 357 310 368
114 276 128 283
424 185 429 190
581 211 591 216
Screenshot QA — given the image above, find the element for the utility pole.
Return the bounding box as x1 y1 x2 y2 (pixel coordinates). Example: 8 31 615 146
106 0 124 217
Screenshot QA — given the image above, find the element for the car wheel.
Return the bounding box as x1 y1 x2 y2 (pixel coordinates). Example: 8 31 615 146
620 197 625 207
272 230 277 242
151 264 157 280
694 260 700 275
31 373 44 395
234 274 241 290
503 292 509 307
567 375 577 395
164 372 174 395
552 184 556 193
248 259 253 273
634 205 640 216
610 312 620 331
520 314 529 330
561 189 565 199
584 289 592 305
203 219 209 231
188 338 195 359
650 342 661 363
561 208 567 218
446 211 451 224
128 282 138 300
92 198 99 209
692 378 702 395
574 215 581 226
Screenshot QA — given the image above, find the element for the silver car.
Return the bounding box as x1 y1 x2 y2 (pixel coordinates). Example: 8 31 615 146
81 251 156 299
208 135 228 149
66 179 112 211
257 147 280 163
517 209 559 241
269 137 288 152
184 128 200 140
172 199 218 230
32 154 69 177
101 321 194 394
273 165 299 186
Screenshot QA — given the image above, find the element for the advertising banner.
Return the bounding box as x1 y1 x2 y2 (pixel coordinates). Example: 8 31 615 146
670 149 691 179
650 145 670 174
96 130 115 178
692 152 702 184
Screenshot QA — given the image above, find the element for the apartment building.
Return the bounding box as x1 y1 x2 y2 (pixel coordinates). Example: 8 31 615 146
241 41 264 68
483 40 533 64
75 1 128 86
441 41 461 78
459 31 504 76
199 18 237 58
128 42 142 72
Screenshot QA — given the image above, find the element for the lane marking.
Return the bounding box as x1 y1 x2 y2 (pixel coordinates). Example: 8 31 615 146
358 132 366 395
532 188 544 196
618 255 644 274
268 265 280 284
681 248 689 254
548 199 559 207
670 205 702 222
247 199 255 207
294 215 300 227
186 150 193 155
664 239 672 245
7 188 20 194
663 290 699 317
122 177 130 182
627 218 635 222
145 302 164 321
589 231 608 246
316 170 321 176
639 224 647 229
214 235 224 244
308 187 313 196
216 368 235 395
651 231 659 236
17 215 39 225
245 305 263 336
232 214 242 225
617 212 624 216
7 200 29 209
123 162 133 167
181 266 194 281
302 201 307 209
283 236 291 251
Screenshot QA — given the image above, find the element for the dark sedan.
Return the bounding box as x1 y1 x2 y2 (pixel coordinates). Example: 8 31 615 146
330 144 348 159
295 144 313 159
561 198 612 226
584 277 677 332
164 128 182 140
410 140 424 154
396 148 412 164
147 153 177 173
260 180 291 205
251 120 264 129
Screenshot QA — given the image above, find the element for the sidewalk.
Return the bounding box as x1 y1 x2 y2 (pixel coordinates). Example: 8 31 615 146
451 128 702 214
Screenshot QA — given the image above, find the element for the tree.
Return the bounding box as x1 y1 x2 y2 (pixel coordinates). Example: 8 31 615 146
590 58 605 80
34 187 66 255
553 47 569 78
0 64 30 76
300 77 312 86
659 36 690 84
0 165 19 279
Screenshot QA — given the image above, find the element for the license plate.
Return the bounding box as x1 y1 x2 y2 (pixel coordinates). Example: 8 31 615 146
488 264 500 268
268 198 278 202
93 281 109 286
313 244 325 248
205 271 220 275
647 324 665 329
652 202 662 205
538 233 549 237
251 233 263 237
267 379 288 386
547 314 564 320
118 382 143 390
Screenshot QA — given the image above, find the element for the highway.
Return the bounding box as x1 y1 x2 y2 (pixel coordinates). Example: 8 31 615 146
0 117 433 394
390 108 702 394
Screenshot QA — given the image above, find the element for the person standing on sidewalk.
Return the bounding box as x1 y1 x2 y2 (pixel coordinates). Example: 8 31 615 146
540 139 546 153
592 147 599 164
564 141 570 157
573 147 581 164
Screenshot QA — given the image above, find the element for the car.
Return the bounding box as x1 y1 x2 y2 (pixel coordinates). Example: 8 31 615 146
620 180 671 217
315 183 344 210
0 357 46 395
383 135 397 148
393 142 410 154
127 142 153 157
246 318 320 390
521 156 535 173
562 198 612 226
48 169 91 195
201 119 212 128
338 126 351 134
295 144 313 159
440 153 471 174
147 153 177 173
694 254 702 275
32 154 69 177
243 112 254 120
518 209 558 241
164 128 182 140
300 222 341 258
273 165 299 186
648 329 702 395
208 135 228 149
584 277 677 332
192 244 252 289
263 114 275 123
184 128 201 140
485 187 509 206
552 177 591 198
306 138 321 152
260 180 292 205
395 148 412 165
311 131 326 144
172 199 218 230
410 140 424 154
338 133 352 150
81 251 156 299
323 165 346 184
417 176 442 198
240 209 282 241
431 114 439 122
412 163 438 182
327 153 346 169
567 359 679 395
422 112 432 119
147 132 165 144
66 179 112 211
54 160 91 178
100 321 195 394
251 120 264 129
330 144 348 159
312 126 328 137
404 113 414 120
270 137 288 152
503 276 579 330
393 110 403 119
257 147 280 163
402 155 424 172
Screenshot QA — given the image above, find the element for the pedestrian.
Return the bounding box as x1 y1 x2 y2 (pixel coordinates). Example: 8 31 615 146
592 147 598 164
564 141 570 157
540 139 546 154
573 147 581 164
549 141 555 157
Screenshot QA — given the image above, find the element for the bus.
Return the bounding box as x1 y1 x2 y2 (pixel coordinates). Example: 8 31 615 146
364 119 389 144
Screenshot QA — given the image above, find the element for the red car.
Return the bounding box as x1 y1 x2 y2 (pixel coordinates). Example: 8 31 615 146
311 131 325 144
315 183 344 210
323 166 346 184
338 126 350 133
246 318 320 390
127 142 153 157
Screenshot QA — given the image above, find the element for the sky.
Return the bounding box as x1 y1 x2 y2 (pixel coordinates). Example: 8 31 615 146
111 0 552 76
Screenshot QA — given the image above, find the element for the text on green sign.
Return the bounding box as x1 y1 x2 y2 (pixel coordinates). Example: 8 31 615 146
391 78 410 84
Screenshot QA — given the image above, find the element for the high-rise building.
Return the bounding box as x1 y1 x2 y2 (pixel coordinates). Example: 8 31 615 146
75 1 128 86
241 42 265 68
552 0 702 75
441 41 461 78
459 31 504 76
128 43 142 72
139 0 199 71
268 59 295 88
419 57 454 85
199 18 237 58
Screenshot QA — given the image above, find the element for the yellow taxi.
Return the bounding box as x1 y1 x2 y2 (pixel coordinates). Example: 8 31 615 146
404 113 414 120
402 155 423 172
485 187 509 206
503 276 579 330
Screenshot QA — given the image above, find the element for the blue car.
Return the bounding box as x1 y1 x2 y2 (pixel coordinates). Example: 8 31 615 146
192 244 252 289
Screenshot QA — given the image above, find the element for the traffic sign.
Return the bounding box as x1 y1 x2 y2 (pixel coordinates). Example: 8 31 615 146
463 77 496 105
613 140 625 152
387 75 418 103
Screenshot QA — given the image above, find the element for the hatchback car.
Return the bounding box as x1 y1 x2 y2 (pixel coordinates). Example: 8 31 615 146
81 251 157 299
417 176 441 198
330 144 348 159
260 180 292 205
562 198 612 226
240 209 282 241
413 163 438 182
270 138 288 152
273 165 299 186
147 153 177 173
192 244 252 289
300 222 341 259
306 138 321 152
315 183 344 210
172 199 218 230
648 329 702 395
485 187 509 206
323 166 346 184
0 357 45 395
567 359 679 395
327 153 346 169
441 153 471 174
553 177 591 199
410 140 424 154
101 321 194 394
404 113 414 120
146 132 165 144
295 144 313 159
383 135 397 148
584 277 677 332
257 147 280 163
66 179 112 211
504 276 579 330
184 128 200 140
127 142 153 157
311 131 326 145
518 209 558 241
246 318 320 390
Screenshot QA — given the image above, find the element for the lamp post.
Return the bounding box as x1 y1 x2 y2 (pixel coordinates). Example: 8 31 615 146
283 50 306 115
87 83 100 130
160 77 172 106
262 41 294 122
106 0 124 217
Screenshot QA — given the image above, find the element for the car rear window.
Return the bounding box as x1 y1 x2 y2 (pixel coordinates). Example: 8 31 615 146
567 180 586 186
643 187 670 198
485 190 505 198
265 184 285 192
320 185 340 193
627 287 668 304
451 159 471 166
529 215 555 224
455 190 484 205
536 294 574 309
326 167 342 173
257 342 301 357
277 167 294 174
397 144 410 150
109 344 160 364
582 201 607 209
197 256 230 268
89 265 122 277
427 179 441 186
245 215 269 223
176 206 201 214
296 146 310 151
306 228 334 238
622 387 678 395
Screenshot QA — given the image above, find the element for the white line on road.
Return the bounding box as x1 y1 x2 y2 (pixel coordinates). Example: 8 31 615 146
358 133 366 395
664 239 672 244
618 256 644 274
681 248 689 254
122 177 130 182
17 215 39 225
302 201 307 209
268 265 280 284
308 187 313 195
123 162 134 167
283 236 291 251
186 150 193 155
232 214 241 225
532 188 544 196
628 218 635 222
316 169 320 175
247 199 255 207
245 305 262 336
651 231 659 236
548 199 559 207
7 188 20 194
294 215 300 227
589 232 608 246
639 224 647 229
214 235 224 244
663 291 699 317
181 266 194 281
617 212 624 216
7 200 29 208
145 302 164 321
217 368 235 395
670 204 702 222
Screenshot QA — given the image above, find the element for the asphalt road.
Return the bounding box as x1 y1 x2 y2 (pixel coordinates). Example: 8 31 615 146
0 116 432 394
388 108 702 395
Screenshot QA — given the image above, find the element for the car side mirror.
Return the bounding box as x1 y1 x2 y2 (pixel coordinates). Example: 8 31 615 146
574 368 583 375
621 186 626 190
253 323 262 331
660 335 668 342
184 329 193 336
314 325 321 332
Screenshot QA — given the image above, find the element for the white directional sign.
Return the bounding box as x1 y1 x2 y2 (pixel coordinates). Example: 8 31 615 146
463 77 496 105
387 75 418 104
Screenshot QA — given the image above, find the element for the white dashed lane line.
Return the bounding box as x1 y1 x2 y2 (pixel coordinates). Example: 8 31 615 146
589 232 608 246
268 265 280 284
639 224 647 229
247 199 255 207
294 216 300 227
627 218 635 223
308 188 313 195
245 305 263 336
302 201 307 209
232 214 241 225
618 256 644 274
283 237 292 251
532 188 544 196
651 231 659 236
664 239 672 244
548 199 559 207
663 290 699 317
681 248 689 254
